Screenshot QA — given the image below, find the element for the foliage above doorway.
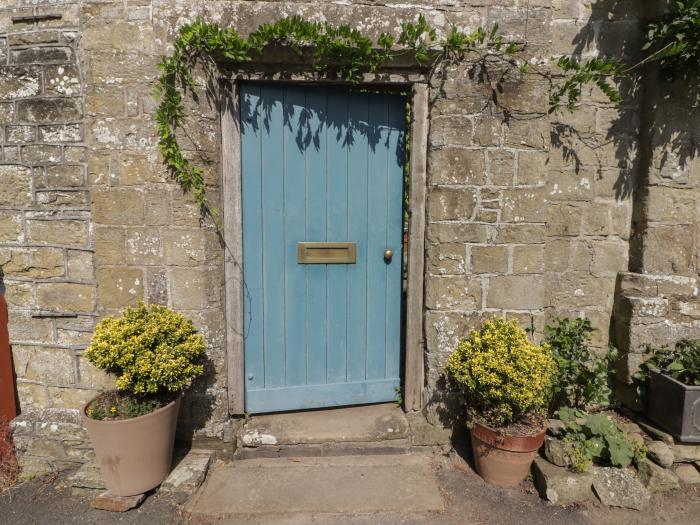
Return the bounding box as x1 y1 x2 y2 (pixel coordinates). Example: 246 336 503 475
155 5 700 228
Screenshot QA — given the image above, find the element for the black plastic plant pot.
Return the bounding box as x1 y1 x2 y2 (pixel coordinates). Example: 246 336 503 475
647 369 700 443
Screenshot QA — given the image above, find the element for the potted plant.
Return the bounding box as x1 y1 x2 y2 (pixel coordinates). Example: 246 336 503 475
445 318 556 487
643 338 700 443
82 303 205 496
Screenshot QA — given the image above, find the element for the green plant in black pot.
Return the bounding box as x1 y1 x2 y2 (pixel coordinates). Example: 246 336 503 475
643 339 700 386
544 317 613 411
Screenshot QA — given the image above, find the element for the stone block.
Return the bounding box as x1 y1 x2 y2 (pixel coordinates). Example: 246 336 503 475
471 246 508 274
531 457 594 505
428 148 485 185
86 85 125 117
47 387 99 409
43 65 80 96
92 187 145 225
512 245 544 274
674 464 700 484
144 185 172 225
169 267 222 310
517 150 547 186
37 283 96 312
590 240 628 277
16 382 51 409
0 246 64 278
427 187 476 221
426 243 466 276
426 223 489 244
6 125 36 144
0 165 32 206
66 250 94 281
504 118 549 149
26 219 88 247
591 466 650 510
84 20 152 52
160 449 214 495
424 311 484 354
39 124 83 143
146 267 168 305
501 187 546 223
646 441 674 468
12 345 75 385
36 189 89 208
472 117 502 146
0 210 22 241
429 117 472 147
162 229 219 266
637 458 679 493
425 276 481 310
97 267 144 309
91 492 146 512
640 225 694 275
544 239 570 272
125 228 162 265
77 357 115 390
486 275 544 310
11 47 73 65
493 224 544 244
4 281 33 308
16 97 82 122
546 202 583 236
7 310 53 344
21 145 62 163
45 165 85 187
488 150 515 186
94 226 126 266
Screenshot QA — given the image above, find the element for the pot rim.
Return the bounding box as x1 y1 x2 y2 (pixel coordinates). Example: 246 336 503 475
83 392 181 424
472 418 547 437
649 367 700 390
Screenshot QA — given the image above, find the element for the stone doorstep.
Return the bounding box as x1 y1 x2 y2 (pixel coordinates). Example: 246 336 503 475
234 403 452 454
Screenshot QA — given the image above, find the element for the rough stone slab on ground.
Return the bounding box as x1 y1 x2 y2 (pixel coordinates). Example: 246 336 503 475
531 457 595 505
160 448 214 495
637 458 680 493
674 463 700 484
91 491 145 512
546 418 567 437
671 441 700 462
239 403 409 447
68 461 106 497
544 436 571 467
185 453 443 518
592 467 650 510
647 441 674 468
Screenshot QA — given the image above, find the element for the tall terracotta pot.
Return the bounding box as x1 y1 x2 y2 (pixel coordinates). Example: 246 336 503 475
83 396 181 496
470 421 546 487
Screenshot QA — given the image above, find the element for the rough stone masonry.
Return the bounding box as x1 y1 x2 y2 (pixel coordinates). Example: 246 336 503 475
1 0 698 475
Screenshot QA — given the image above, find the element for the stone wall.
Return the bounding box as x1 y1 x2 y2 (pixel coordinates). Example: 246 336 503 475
1 0 696 470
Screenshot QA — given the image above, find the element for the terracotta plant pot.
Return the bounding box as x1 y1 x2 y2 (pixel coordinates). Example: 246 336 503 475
470 421 546 487
83 396 181 496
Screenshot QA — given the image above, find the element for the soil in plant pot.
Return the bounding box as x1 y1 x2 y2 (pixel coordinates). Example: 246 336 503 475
86 390 178 421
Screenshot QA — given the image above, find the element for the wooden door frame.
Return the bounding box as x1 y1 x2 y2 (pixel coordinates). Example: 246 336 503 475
221 75 428 414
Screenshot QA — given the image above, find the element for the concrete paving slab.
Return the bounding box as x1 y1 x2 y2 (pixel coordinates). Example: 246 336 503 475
185 454 444 518
239 404 409 447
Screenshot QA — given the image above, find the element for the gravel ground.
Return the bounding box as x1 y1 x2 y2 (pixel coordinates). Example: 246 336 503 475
1 457 699 525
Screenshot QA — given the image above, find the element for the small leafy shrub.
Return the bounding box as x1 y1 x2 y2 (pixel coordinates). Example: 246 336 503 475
544 317 612 411
556 408 646 472
84 303 205 420
445 318 556 428
0 418 18 491
641 338 700 386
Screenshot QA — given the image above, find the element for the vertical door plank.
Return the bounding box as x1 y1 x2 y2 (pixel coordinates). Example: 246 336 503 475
283 86 308 387
346 92 370 382
240 84 265 390
366 94 389 380
305 87 328 385
326 88 349 383
385 96 406 380
260 85 286 388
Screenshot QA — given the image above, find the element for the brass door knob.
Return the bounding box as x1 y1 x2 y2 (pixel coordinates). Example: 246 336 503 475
384 249 393 263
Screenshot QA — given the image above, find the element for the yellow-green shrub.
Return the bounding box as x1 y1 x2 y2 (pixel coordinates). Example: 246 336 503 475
445 318 556 428
85 303 205 395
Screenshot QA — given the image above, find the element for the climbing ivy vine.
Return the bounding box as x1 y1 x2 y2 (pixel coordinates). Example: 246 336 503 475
155 4 700 228
154 15 523 227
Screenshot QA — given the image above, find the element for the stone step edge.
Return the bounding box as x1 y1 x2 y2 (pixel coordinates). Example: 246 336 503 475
233 441 446 460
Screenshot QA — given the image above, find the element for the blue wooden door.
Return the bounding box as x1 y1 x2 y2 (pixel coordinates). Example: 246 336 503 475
240 83 406 413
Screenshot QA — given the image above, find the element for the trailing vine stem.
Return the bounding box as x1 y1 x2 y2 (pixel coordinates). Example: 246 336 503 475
154 15 523 229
